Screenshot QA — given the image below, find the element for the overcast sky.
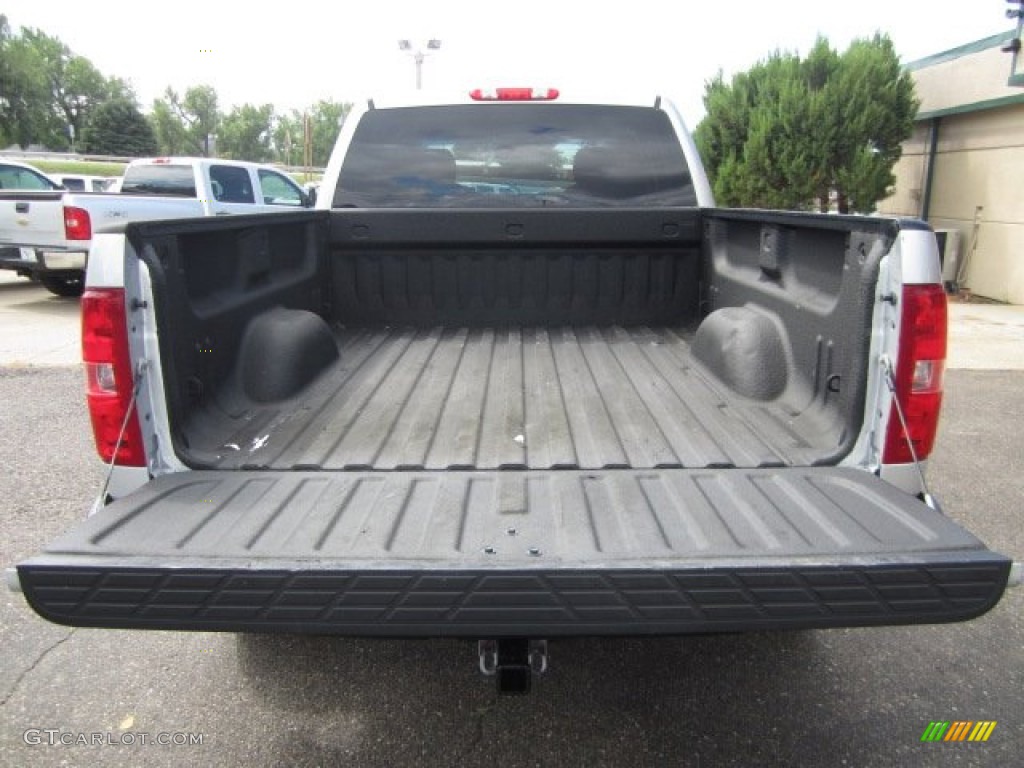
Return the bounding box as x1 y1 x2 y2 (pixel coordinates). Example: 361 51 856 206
4 1 1014 127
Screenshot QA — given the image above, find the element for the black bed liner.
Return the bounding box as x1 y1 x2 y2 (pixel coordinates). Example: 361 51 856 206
186 325 836 471
18 467 1009 636
140 207 886 474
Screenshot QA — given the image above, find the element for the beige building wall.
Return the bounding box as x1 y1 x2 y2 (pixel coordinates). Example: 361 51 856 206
912 41 1022 113
879 124 930 218
927 108 1023 303
878 31 1024 304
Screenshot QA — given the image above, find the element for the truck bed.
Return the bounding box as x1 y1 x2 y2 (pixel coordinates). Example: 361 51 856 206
187 324 833 471
17 207 1012 639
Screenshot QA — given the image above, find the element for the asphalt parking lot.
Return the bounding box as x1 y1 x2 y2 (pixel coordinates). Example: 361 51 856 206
0 274 1021 767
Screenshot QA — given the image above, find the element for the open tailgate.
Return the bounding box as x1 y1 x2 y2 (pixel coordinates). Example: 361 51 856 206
17 468 1010 636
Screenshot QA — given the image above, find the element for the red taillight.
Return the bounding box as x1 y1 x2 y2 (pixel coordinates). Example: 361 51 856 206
882 284 947 465
469 87 560 101
64 206 91 241
82 289 146 467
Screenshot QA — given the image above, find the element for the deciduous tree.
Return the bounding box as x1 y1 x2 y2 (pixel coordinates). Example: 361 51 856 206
150 85 220 156
218 103 274 162
306 100 350 166
273 100 352 166
20 28 110 150
0 17 64 148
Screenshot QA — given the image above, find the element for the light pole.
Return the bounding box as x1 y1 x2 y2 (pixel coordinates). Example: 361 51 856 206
398 39 441 90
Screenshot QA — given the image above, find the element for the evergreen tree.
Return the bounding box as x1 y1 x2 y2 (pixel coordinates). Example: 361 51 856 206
830 34 918 213
695 34 918 213
81 100 157 156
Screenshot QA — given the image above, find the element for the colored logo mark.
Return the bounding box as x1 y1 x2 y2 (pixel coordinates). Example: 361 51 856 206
921 721 997 742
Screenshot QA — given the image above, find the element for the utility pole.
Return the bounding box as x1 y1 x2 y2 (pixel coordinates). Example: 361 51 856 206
303 111 312 179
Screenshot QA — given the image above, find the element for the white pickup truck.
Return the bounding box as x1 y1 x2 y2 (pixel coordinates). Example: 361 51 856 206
0 157 313 296
49 173 118 192
10 90 1019 692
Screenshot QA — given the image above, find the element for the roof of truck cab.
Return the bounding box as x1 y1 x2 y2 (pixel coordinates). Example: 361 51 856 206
126 157 283 170
364 90 667 110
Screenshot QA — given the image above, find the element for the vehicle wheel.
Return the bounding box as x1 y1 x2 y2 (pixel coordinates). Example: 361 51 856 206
39 273 84 298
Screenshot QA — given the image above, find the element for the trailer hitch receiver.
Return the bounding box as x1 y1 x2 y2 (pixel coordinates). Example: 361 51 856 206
478 639 548 694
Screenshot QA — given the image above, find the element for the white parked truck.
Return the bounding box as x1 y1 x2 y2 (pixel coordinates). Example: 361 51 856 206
11 90 1018 692
0 156 313 296
49 173 118 192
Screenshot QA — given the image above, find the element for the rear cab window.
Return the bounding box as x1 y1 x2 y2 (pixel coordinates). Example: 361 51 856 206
121 165 197 197
334 104 695 208
209 165 255 204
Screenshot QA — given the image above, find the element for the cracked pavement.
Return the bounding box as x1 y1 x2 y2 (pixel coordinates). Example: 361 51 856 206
1 628 75 708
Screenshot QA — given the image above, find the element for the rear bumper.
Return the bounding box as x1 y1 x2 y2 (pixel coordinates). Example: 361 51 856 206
0 248 85 274
0 247 35 272
38 251 86 270
17 557 1010 636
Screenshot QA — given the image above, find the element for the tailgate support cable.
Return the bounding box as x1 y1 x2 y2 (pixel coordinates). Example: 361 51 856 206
880 355 933 504
94 360 147 509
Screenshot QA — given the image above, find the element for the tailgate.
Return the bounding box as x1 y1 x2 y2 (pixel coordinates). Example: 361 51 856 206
17 468 1010 636
0 192 67 250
